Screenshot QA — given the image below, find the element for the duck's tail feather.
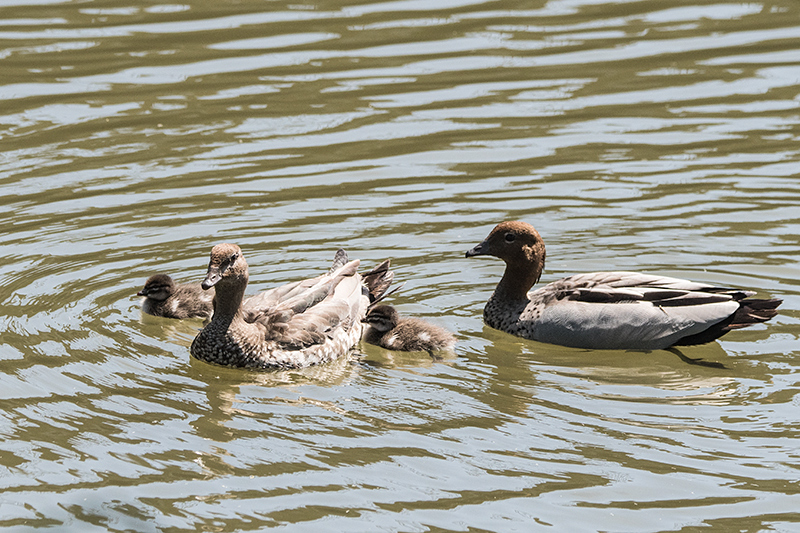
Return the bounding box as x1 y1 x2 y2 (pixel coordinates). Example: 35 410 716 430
725 298 782 330
674 298 782 346
361 259 394 303
367 281 406 309
330 249 349 272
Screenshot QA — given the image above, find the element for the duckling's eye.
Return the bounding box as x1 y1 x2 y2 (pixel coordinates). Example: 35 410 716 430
504 232 516 243
230 253 239 263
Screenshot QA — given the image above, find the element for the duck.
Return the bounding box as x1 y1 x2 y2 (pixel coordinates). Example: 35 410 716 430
465 221 782 351
362 304 456 356
137 274 214 320
190 244 393 369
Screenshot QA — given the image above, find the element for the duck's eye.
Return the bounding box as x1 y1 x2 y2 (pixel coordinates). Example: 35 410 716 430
220 252 239 272
504 232 516 243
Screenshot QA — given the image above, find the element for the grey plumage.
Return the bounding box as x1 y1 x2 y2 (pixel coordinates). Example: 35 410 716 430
466 221 781 350
362 304 456 355
137 274 213 320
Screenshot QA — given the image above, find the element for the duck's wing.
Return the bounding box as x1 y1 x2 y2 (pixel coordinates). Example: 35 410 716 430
247 259 365 349
543 271 752 305
241 249 351 312
532 272 753 350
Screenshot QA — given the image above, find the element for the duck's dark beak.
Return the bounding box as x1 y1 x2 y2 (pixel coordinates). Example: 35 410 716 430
202 267 222 290
136 288 148 296
465 242 487 258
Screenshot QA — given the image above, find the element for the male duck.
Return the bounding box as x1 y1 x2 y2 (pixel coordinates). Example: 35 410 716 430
190 243 393 369
465 221 781 350
362 304 456 356
138 274 213 320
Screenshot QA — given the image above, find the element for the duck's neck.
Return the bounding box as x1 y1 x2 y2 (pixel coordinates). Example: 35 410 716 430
212 280 247 322
492 260 542 302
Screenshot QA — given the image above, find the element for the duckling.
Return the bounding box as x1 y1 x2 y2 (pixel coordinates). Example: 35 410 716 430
137 274 213 320
362 304 456 356
465 221 782 350
190 244 393 369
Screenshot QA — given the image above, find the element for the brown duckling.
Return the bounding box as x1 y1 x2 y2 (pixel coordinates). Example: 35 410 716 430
137 274 213 320
362 304 456 356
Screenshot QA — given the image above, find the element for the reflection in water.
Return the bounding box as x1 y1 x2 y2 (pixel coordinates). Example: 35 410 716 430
0 0 798 530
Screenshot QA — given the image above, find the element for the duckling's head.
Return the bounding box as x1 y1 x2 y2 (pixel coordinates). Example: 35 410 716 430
362 304 400 332
465 221 546 284
202 243 248 290
137 274 175 300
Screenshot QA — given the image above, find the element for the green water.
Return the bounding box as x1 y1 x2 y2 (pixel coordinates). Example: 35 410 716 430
1 0 798 530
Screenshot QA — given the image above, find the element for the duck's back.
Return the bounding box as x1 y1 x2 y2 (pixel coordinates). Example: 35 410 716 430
389 318 456 353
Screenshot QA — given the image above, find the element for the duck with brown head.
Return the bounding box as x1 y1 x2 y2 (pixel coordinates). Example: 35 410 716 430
466 221 781 351
137 274 214 320
190 244 393 369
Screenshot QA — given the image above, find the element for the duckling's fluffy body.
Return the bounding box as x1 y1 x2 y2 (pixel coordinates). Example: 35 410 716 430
190 244 392 369
362 304 456 354
138 274 213 320
466 221 781 350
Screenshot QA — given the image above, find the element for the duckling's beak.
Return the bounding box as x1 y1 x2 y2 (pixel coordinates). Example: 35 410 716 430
465 242 487 258
136 288 148 296
202 267 222 290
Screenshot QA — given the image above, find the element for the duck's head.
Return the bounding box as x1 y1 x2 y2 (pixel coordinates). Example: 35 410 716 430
465 221 546 284
137 274 175 300
362 304 399 332
202 243 248 290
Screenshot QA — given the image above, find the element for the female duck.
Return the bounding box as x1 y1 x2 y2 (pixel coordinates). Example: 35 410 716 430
362 304 456 356
190 243 392 369
138 274 213 320
465 221 781 350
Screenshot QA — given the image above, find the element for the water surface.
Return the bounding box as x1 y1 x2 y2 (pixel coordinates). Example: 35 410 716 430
1 0 799 531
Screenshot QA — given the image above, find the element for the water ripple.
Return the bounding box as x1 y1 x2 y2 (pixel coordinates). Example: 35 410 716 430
0 0 799 530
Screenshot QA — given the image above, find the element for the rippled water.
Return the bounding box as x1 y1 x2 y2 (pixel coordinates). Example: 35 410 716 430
2 0 799 530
